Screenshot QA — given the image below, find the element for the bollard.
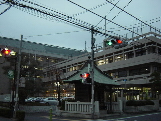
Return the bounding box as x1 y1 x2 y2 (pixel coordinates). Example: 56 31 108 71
49 108 52 121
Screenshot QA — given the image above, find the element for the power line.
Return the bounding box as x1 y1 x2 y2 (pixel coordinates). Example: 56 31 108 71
72 1 108 17
4 0 116 38
105 0 160 34
0 5 11 15
107 0 133 24
67 0 141 37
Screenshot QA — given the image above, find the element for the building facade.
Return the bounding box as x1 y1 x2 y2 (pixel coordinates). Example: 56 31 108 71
43 32 161 100
0 36 87 95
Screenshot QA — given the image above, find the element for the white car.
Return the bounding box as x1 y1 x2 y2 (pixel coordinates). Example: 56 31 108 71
41 97 58 105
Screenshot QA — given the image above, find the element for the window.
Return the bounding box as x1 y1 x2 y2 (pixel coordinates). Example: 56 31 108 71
97 59 105 65
147 46 156 54
129 66 150 76
135 49 146 57
114 54 123 62
108 56 113 63
127 51 134 59
118 70 127 77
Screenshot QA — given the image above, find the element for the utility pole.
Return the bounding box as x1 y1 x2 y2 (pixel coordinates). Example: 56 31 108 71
91 26 95 119
14 35 23 118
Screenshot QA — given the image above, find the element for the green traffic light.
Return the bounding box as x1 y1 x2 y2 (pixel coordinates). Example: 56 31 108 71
106 41 112 46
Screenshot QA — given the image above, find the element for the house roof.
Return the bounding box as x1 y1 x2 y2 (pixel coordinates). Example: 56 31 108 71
64 61 119 85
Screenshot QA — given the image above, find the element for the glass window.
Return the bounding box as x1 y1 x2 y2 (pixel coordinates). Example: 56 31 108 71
118 70 127 77
148 46 156 53
108 56 113 63
127 51 134 59
97 59 105 65
114 54 123 62
136 49 146 57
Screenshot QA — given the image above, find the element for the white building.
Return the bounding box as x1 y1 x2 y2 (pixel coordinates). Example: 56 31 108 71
43 32 161 100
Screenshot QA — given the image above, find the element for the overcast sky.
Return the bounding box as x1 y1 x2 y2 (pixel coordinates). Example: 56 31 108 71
0 0 161 51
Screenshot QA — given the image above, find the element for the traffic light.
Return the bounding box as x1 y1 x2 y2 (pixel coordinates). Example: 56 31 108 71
1 48 11 55
105 40 116 46
80 72 91 84
0 48 16 56
104 37 128 49
116 39 123 44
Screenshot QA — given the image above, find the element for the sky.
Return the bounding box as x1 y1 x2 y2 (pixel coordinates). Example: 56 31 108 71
0 0 161 51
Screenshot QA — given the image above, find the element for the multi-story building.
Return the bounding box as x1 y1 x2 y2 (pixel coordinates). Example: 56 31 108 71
0 36 87 95
43 32 161 100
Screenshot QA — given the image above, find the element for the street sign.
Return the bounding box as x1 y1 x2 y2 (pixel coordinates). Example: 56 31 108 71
8 70 14 79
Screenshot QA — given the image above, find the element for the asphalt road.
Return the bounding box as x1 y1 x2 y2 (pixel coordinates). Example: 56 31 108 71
1 111 161 121
106 112 161 121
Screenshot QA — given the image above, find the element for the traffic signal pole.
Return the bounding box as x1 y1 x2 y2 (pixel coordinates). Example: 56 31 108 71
91 26 95 119
14 35 23 118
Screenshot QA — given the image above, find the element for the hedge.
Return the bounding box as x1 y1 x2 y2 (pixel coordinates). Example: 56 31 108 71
16 110 25 121
126 100 154 106
0 108 25 120
0 108 12 118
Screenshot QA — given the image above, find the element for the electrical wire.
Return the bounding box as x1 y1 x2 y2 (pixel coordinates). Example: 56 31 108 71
105 0 160 34
0 5 11 15
67 0 141 37
107 0 133 24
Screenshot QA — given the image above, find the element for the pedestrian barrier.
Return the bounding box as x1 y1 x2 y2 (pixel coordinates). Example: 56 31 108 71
65 101 99 114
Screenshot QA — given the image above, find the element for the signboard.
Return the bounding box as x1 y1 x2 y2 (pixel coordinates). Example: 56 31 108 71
8 70 14 79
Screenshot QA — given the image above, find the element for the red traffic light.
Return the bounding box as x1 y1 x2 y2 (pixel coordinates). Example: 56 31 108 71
80 73 90 78
116 39 122 44
1 48 11 55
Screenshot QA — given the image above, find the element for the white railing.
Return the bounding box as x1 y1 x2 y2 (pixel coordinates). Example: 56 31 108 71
65 101 99 114
105 102 120 112
105 101 122 113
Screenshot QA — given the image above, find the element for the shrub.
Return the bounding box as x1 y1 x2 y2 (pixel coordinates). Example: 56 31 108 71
0 102 10 108
16 110 25 121
0 108 12 118
126 100 154 106
145 100 154 105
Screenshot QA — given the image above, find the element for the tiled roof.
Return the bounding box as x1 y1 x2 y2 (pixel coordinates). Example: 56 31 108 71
0 36 87 57
64 62 118 85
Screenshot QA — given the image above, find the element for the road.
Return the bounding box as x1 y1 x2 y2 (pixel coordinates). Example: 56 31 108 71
106 112 161 121
1 112 161 121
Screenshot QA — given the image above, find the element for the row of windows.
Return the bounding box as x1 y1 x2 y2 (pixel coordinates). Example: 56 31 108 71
44 43 161 78
107 65 150 78
96 45 159 66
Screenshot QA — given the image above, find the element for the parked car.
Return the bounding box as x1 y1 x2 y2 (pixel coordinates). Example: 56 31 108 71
25 97 35 102
61 97 75 101
40 97 58 105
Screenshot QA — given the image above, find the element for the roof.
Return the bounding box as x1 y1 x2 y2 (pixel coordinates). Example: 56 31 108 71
0 36 87 57
64 61 119 85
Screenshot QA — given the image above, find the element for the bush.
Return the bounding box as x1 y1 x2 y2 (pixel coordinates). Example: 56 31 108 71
126 100 154 106
0 102 10 108
16 110 25 121
0 108 12 118
145 100 154 105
